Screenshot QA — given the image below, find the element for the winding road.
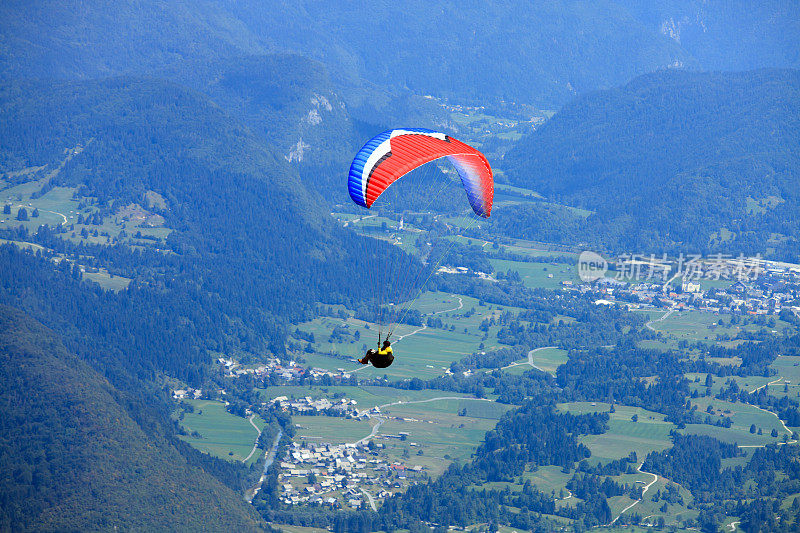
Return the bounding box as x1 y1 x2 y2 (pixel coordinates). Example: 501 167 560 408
608 462 659 526
243 414 262 463
645 307 675 331
501 346 557 372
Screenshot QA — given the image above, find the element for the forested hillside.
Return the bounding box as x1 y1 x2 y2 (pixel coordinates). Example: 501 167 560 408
0 76 406 352
3 1 797 107
0 305 266 531
502 69 800 259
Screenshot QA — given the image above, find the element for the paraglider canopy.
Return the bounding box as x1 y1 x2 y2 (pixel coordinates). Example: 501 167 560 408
348 128 493 217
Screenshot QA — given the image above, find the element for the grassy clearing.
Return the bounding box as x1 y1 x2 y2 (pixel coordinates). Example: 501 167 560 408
625 475 697 528
82 270 132 291
680 423 779 447
645 310 738 342
176 400 264 465
489 258 576 290
293 415 373 445
269 524 330 533
529 347 568 375
687 396 788 444
771 355 800 384
378 400 505 475
558 403 675 464
294 292 522 380
685 373 773 396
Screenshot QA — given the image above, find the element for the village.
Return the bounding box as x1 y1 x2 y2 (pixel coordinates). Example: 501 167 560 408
277 439 426 509
570 254 800 317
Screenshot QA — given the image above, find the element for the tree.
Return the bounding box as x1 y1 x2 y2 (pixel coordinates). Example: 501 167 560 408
2 204 10 214
31 208 39 218
16 207 28 221
750 424 757 434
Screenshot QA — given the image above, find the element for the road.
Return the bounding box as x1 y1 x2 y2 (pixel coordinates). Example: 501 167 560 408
501 346 557 372
243 414 262 463
645 307 675 331
348 395 493 446
608 463 659 526
361 488 377 511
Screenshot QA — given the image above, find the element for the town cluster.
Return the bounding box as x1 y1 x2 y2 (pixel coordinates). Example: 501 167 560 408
278 441 424 509
570 257 800 316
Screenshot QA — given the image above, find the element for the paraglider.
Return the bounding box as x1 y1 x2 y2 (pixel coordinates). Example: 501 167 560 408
348 128 493 218
348 128 494 366
358 339 394 368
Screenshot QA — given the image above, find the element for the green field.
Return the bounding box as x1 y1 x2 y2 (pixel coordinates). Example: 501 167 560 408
529 347 568 375
294 292 523 379
2 177 171 247
684 396 788 445
770 356 800 403
489 258 577 290
293 415 373 445
83 270 132 291
176 400 265 465
640 309 796 345
558 403 675 463
378 399 509 475
685 373 774 396
258 384 474 411
503 346 568 376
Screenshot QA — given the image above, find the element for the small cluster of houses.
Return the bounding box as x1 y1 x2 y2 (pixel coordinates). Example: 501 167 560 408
216 356 355 383
278 441 423 508
172 387 202 400
268 395 358 415
216 356 308 380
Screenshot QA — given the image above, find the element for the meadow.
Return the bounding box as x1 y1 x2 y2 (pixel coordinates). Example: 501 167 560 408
294 292 523 379
292 415 373 445
558 402 675 464
176 399 265 465
489 258 577 290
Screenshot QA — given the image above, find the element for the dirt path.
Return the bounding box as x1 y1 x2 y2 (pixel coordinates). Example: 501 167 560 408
645 307 675 331
608 463 659 526
243 414 262 463
501 346 557 372
361 488 377 511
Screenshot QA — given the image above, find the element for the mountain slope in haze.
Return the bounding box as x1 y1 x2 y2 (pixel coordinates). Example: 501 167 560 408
502 69 800 258
617 0 800 72
0 305 266 532
0 75 416 378
3 1 797 107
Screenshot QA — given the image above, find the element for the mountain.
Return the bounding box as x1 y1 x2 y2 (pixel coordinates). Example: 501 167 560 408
0 75 419 378
3 1 797 107
501 69 800 258
0 305 266 531
617 1 800 72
